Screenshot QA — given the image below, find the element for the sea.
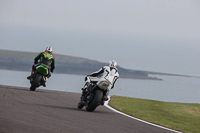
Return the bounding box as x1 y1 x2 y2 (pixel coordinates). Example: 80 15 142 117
1 69 200 104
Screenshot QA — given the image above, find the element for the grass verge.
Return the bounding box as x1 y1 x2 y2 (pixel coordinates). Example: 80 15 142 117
109 95 200 133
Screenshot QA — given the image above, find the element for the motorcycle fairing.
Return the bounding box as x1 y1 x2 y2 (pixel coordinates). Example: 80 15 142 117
36 64 49 76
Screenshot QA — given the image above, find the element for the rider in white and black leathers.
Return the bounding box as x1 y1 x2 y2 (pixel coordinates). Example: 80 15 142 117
80 60 119 102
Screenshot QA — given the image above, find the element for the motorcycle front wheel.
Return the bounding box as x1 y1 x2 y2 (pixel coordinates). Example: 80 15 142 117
86 90 103 112
30 74 42 91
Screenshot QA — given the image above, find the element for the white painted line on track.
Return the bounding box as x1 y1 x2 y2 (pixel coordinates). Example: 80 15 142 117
104 96 182 133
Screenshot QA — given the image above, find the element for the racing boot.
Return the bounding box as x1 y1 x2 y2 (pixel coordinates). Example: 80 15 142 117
27 70 34 80
27 76 31 80
42 81 46 87
103 91 109 101
102 95 109 101
101 95 109 105
42 76 49 87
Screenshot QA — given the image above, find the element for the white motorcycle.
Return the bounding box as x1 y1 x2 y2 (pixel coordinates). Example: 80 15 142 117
77 75 115 112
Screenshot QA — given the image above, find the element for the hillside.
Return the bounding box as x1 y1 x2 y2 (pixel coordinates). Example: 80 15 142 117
0 49 183 80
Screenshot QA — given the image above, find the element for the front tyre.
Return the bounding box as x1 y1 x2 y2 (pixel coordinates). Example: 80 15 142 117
30 74 42 91
86 90 103 112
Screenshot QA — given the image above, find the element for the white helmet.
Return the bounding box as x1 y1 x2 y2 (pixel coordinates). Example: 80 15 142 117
45 46 53 53
108 60 117 67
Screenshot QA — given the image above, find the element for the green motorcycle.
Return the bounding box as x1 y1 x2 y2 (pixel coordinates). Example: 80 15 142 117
29 64 49 91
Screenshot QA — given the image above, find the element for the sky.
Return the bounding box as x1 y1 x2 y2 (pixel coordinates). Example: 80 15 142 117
0 0 200 76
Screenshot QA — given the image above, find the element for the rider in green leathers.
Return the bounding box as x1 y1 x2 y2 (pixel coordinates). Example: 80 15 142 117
27 46 55 87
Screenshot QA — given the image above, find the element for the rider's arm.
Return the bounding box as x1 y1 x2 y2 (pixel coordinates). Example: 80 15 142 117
111 71 119 89
88 67 104 77
111 76 119 89
34 53 42 64
50 58 55 72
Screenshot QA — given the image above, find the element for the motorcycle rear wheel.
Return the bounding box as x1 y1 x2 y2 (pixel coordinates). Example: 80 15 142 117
86 90 103 112
30 74 42 91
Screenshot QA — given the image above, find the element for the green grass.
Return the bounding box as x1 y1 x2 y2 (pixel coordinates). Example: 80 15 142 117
109 96 200 133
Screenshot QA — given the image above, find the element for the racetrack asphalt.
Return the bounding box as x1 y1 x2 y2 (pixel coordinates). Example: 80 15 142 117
0 85 176 133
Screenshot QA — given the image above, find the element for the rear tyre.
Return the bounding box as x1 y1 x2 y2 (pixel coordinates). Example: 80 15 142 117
30 74 42 91
86 90 103 112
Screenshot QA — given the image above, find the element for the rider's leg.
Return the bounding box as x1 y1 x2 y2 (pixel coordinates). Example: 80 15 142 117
27 65 36 79
103 90 109 101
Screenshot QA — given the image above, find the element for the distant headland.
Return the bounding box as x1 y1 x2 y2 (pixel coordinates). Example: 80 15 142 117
0 49 198 80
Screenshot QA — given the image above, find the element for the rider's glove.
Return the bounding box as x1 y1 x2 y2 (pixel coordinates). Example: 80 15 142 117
85 76 91 83
85 76 88 81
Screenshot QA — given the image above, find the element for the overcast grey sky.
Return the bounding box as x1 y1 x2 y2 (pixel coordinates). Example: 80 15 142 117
0 0 200 76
